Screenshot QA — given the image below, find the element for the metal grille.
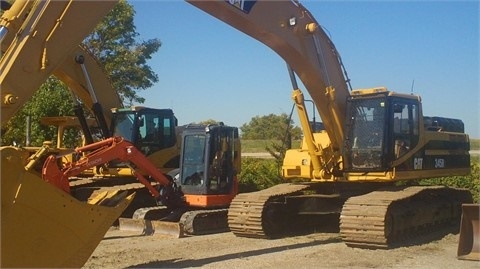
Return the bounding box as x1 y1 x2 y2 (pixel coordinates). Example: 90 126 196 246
347 98 385 170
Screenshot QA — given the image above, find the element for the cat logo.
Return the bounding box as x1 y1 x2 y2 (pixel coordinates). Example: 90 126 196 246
226 0 256 13
414 157 423 170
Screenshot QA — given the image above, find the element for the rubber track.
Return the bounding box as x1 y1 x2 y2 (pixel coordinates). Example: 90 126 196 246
180 209 229 235
340 186 472 249
127 207 230 235
132 206 169 219
228 183 310 238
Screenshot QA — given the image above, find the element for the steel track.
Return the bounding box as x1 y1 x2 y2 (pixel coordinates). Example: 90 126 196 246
228 183 310 238
340 186 473 248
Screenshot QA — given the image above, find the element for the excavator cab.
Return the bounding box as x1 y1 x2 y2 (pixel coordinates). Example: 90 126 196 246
111 106 177 154
344 88 470 177
344 88 404 171
95 106 179 176
178 123 240 208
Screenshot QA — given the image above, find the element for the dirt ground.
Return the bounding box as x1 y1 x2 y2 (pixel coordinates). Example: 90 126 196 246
83 226 479 269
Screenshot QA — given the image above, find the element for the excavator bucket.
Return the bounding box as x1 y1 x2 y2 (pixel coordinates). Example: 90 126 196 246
1 147 134 268
457 203 480 261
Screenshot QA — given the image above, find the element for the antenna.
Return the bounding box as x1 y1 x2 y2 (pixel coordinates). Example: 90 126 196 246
410 79 415 95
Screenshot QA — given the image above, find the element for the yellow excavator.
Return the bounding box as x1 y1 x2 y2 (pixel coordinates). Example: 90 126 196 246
188 0 474 249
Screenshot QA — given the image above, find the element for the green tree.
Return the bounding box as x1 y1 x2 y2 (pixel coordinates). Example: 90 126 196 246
1 0 161 146
197 119 220 125
240 113 302 140
240 113 302 166
240 113 302 164
1 78 80 147
84 0 161 105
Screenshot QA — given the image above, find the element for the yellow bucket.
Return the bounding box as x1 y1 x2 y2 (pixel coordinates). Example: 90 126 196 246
1 147 133 268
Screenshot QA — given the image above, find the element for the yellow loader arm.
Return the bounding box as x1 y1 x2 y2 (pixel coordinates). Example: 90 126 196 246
0 0 118 125
53 45 124 126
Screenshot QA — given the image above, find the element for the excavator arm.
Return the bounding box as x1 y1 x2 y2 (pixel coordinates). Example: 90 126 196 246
42 136 184 207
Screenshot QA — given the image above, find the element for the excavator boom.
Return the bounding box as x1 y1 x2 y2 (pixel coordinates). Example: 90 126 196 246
187 0 349 150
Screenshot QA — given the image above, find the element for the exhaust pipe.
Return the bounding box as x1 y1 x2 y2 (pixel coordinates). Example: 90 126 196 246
457 203 480 261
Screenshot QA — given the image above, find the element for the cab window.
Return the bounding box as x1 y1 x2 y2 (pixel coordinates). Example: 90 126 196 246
392 101 419 159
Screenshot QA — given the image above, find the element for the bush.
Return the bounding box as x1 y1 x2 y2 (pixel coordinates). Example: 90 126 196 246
418 159 479 202
238 158 480 202
238 158 283 193
470 139 480 150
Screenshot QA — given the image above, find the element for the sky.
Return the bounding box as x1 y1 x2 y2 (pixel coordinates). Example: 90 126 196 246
129 0 479 138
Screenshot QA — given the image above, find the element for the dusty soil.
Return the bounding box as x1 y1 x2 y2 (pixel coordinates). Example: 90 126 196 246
83 226 478 269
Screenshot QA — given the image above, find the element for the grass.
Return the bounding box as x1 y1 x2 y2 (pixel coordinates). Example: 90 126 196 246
241 140 275 153
241 140 302 153
471 138 480 150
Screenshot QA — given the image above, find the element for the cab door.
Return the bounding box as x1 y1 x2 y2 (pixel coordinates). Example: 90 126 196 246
389 98 420 170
